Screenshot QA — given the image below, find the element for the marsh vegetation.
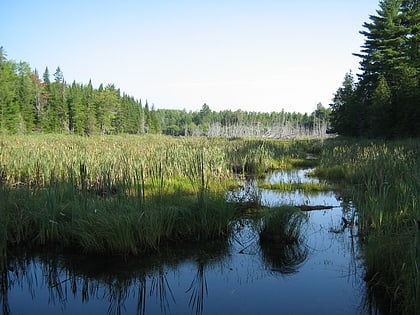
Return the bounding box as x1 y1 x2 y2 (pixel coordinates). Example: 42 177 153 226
0 135 318 257
315 138 419 315
0 135 418 314
0 153 365 315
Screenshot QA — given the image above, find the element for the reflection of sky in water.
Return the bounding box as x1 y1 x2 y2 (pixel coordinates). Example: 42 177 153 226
265 168 319 184
261 189 339 208
5 170 373 315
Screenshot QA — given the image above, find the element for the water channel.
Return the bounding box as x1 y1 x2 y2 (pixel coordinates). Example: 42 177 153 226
1 169 379 315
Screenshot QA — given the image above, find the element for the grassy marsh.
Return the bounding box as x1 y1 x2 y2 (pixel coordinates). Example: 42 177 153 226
1 134 417 314
317 138 419 315
258 181 331 192
0 135 321 257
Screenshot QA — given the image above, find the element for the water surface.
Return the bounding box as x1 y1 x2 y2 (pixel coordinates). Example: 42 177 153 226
1 169 376 315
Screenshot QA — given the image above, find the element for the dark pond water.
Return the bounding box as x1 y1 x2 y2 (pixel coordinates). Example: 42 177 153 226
1 169 379 315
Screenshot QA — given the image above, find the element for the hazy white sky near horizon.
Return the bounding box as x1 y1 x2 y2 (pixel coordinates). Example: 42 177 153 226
1 0 379 113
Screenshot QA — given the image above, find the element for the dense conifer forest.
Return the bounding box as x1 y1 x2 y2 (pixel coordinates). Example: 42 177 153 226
1 0 418 139
330 0 420 138
0 48 329 138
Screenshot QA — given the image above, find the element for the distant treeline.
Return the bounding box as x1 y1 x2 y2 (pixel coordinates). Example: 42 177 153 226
330 0 420 138
0 48 329 137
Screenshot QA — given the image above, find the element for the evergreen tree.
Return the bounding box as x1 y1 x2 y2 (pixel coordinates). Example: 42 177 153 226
16 62 36 132
331 0 420 137
49 66 67 132
0 45 334 137
144 100 151 133
31 69 43 131
83 80 97 135
370 75 393 137
95 84 119 134
329 72 359 136
67 81 85 135
40 67 51 131
0 48 18 133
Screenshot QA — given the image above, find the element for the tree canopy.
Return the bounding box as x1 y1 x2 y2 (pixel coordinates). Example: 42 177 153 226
0 47 329 138
330 0 420 138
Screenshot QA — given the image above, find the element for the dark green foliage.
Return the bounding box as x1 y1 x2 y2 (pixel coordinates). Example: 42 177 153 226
0 47 18 133
259 206 307 245
0 47 329 136
0 50 147 135
329 72 360 136
330 0 420 138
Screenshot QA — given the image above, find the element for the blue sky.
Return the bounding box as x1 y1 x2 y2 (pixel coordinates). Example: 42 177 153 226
1 0 379 113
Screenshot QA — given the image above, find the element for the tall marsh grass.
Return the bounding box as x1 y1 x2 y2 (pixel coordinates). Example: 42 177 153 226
0 135 321 257
0 135 233 255
258 206 308 274
317 138 419 315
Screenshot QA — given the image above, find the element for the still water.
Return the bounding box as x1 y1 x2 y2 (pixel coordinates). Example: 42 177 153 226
1 170 376 315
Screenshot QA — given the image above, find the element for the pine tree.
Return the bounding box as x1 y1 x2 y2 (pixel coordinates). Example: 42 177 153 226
67 81 86 135
0 47 19 133
40 67 51 131
370 75 393 137
49 67 67 132
332 0 420 137
329 72 358 136
83 80 97 135
95 84 119 134
31 69 43 131
16 61 36 132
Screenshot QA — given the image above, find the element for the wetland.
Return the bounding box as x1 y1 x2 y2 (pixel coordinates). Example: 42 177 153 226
0 135 418 314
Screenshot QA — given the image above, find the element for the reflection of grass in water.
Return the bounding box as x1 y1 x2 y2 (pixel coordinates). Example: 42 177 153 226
4 239 230 315
260 241 308 275
259 206 308 274
186 262 207 315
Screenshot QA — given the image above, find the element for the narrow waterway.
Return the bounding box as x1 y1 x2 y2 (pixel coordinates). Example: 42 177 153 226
1 169 378 315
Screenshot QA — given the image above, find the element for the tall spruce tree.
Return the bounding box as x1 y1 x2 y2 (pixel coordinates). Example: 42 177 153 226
330 72 359 136
50 66 67 132
331 0 419 137
40 67 51 131
0 47 19 133
31 69 43 131
16 61 36 132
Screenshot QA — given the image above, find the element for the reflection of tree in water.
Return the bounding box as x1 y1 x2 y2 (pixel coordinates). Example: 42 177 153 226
226 175 261 208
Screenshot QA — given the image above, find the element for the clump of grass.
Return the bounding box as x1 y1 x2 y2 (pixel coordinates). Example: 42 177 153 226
0 183 234 256
289 158 319 168
259 181 330 192
311 165 347 181
258 206 309 272
259 206 307 245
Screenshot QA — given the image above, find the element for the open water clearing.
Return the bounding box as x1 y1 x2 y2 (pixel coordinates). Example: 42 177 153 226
1 169 379 315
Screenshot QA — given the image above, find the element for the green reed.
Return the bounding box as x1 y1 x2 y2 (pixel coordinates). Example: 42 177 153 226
259 181 331 192
258 205 309 275
318 138 419 314
0 135 323 258
0 135 232 256
259 206 307 245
